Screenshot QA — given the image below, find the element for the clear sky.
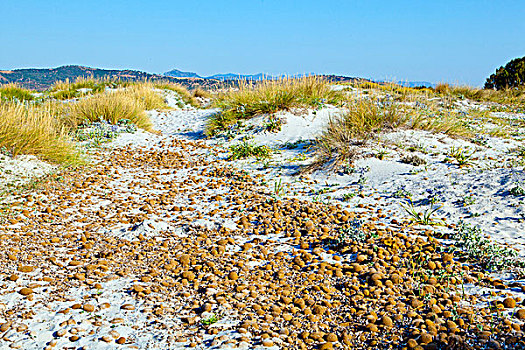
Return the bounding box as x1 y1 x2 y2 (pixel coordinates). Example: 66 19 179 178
1 0 524 86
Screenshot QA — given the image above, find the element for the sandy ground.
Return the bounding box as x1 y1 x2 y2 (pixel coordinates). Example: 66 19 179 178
0 154 55 194
1 90 525 349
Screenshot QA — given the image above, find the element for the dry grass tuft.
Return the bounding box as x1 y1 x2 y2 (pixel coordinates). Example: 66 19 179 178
51 77 99 92
316 98 404 165
0 101 81 164
434 83 451 94
431 83 525 106
315 97 471 167
0 84 35 101
207 76 344 136
450 85 525 105
67 90 154 131
154 82 199 108
192 87 212 99
126 83 168 110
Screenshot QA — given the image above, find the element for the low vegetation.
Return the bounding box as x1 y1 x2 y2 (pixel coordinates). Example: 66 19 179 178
0 101 81 164
450 221 520 271
434 83 525 106
50 77 125 100
228 141 272 160
315 97 403 164
0 84 35 101
192 87 212 99
0 80 192 167
154 82 199 108
315 96 470 167
207 76 344 136
66 90 154 131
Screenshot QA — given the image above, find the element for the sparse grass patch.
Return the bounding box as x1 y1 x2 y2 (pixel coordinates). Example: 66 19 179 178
510 183 525 196
201 314 219 326
207 76 344 136
433 83 525 106
445 146 475 167
401 154 427 166
50 77 111 100
314 95 472 168
409 109 471 137
401 202 443 226
0 101 81 164
154 82 199 108
315 97 404 165
228 141 272 160
51 77 98 92
0 84 35 101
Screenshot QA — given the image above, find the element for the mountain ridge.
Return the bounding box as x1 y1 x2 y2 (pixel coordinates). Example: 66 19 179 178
0 65 217 90
164 69 314 81
0 65 432 90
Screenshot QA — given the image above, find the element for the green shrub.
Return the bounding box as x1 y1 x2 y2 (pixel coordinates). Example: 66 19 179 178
485 56 525 90
228 141 272 160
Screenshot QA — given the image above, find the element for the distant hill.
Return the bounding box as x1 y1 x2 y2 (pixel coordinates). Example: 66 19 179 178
163 69 202 78
164 69 318 81
0 65 220 90
1 65 427 91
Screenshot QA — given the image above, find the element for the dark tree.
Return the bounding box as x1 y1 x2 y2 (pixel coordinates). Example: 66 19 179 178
485 56 525 90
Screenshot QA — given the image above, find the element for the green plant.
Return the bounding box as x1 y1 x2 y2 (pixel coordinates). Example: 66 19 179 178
392 188 412 198
446 147 474 166
460 195 476 206
401 202 443 226
325 219 366 248
341 192 356 202
510 183 525 196
264 115 282 132
201 314 219 326
52 89 79 100
374 149 389 160
357 175 368 186
273 178 286 197
228 141 272 160
450 221 520 271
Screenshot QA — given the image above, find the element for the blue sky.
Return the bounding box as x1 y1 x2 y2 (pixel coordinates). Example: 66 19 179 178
2 0 524 86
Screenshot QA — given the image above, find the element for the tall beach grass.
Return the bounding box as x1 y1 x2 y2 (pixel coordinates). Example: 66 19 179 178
0 84 35 101
315 96 470 166
0 101 81 164
206 76 344 136
66 90 155 131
